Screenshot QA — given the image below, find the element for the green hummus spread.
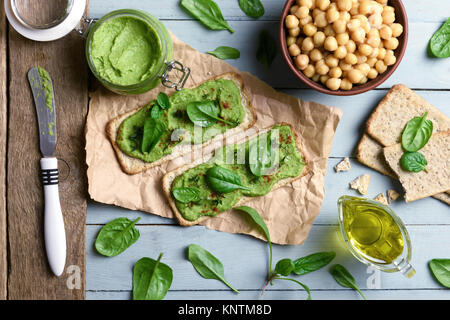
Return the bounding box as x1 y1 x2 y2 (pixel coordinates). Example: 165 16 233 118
171 125 306 221
37 67 53 113
89 15 163 86
116 78 245 163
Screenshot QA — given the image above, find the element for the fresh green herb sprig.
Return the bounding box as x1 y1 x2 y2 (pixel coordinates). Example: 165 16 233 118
400 152 428 173
133 254 173 300
330 264 366 300
207 46 241 60
187 100 236 127
172 187 201 203
188 244 240 293
429 17 450 58
429 259 450 288
141 118 166 153
95 217 141 257
235 206 335 300
248 132 278 177
180 0 234 33
206 165 250 193
239 0 265 19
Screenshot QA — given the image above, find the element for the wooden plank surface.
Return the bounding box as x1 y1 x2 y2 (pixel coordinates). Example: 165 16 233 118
85 0 450 300
0 1 8 301
6 2 89 299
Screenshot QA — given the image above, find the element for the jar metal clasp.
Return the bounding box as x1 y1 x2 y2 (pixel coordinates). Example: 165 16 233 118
160 61 191 91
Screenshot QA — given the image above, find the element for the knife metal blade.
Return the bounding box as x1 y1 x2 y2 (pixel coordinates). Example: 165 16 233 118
27 67 57 157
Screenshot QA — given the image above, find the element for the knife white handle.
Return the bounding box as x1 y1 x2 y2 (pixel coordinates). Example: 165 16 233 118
41 157 66 276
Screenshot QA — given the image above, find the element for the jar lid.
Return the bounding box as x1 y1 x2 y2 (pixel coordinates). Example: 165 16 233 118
4 0 86 41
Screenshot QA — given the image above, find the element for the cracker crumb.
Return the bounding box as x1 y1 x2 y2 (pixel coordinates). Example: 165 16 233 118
387 189 400 203
334 157 351 172
373 193 389 206
349 174 371 195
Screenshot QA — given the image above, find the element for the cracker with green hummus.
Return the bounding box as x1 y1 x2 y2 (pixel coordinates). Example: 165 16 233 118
106 72 256 174
162 123 309 226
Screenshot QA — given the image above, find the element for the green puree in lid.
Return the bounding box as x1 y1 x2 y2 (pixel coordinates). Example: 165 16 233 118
171 125 306 222
116 78 246 163
89 15 163 86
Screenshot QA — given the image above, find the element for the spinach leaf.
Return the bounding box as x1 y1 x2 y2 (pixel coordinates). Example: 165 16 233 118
206 166 250 193
293 252 336 275
249 132 277 177
207 46 241 60
429 18 450 58
180 0 234 33
235 206 273 273
274 277 311 300
95 217 140 257
141 118 166 153
401 112 433 152
256 30 277 68
400 152 428 173
330 264 366 300
187 100 235 127
239 0 265 19
157 92 171 110
429 259 450 288
275 259 295 277
188 244 240 293
150 104 163 119
172 187 201 203
133 254 173 300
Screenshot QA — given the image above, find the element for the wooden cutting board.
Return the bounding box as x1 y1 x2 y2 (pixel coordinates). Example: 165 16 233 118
1 2 89 299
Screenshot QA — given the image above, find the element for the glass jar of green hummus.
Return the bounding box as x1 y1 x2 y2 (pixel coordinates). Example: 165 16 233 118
85 9 190 94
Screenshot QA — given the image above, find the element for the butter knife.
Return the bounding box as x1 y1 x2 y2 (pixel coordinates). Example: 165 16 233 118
27 67 66 277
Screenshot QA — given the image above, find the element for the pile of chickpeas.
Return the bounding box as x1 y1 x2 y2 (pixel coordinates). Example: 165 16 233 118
285 0 403 91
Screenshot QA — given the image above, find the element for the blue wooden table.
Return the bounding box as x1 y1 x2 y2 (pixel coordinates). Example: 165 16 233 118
86 0 450 300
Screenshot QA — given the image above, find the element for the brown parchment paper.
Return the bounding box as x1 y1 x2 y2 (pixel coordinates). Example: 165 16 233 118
85 31 342 245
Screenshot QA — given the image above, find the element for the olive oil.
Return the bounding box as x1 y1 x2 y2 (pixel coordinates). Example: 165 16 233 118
340 197 404 264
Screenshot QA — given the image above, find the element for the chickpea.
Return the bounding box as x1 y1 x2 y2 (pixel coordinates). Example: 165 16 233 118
358 0 374 15
345 53 358 65
383 5 395 12
326 8 340 23
367 68 378 79
376 0 388 5
384 50 396 65
366 36 381 48
295 54 310 70
351 28 366 43
287 36 297 46
325 55 339 67
333 19 347 34
340 11 351 22
316 0 330 11
324 36 338 51
367 57 377 67
286 15 300 29
303 64 316 78
348 69 364 84
355 63 370 76
345 40 356 53
336 0 352 11
356 53 367 64
289 27 301 37
313 31 326 47
340 78 353 90
329 66 343 78
336 32 349 45
315 62 330 75
334 46 348 59
368 14 383 29
326 77 342 90
375 60 387 73
324 25 336 36
309 48 323 61
382 10 395 24
350 3 359 16
312 8 322 19
347 19 361 32
369 47 379 58
384 37 399 50
300 16 312 26
320 74 330 84
289 44 301 56
359 75 368 84
391 23 403 37
299 0 314 9
315 12 328 27
367 28 380 39
296 36 305 47
379 25 392 40
295 6 310 19
290 5 299 14
301 37 315 52
303 23 318 37
359 44 373 56
377 47 386 60
312 73 321 82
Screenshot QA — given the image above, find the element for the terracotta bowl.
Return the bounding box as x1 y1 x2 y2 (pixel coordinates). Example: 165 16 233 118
279 0 408 96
